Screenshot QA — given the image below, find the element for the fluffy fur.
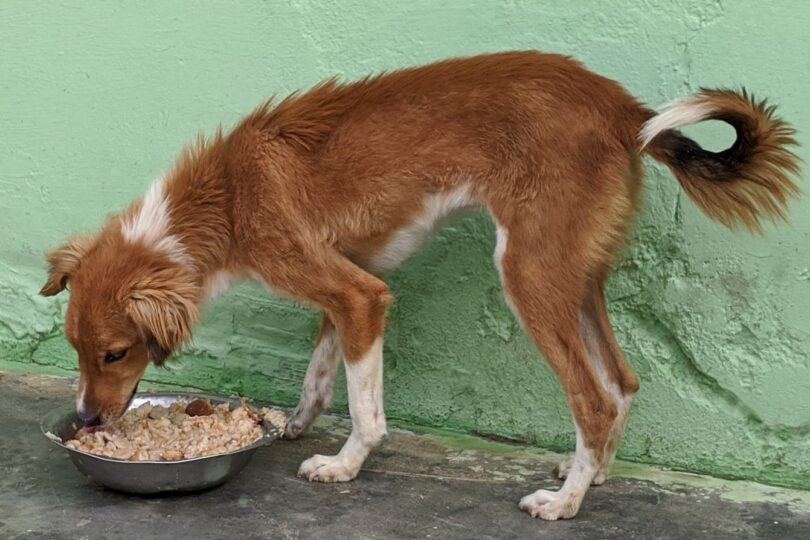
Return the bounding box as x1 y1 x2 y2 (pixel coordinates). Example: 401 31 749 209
41 51 800 520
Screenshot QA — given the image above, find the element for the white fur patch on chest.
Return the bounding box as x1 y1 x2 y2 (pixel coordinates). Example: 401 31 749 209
369 184 475 275
121 179 188 265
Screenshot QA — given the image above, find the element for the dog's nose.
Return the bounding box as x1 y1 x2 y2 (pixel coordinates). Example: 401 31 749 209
77 407 101 426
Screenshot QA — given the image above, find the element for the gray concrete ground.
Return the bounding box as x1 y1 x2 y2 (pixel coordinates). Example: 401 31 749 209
1 372 809 539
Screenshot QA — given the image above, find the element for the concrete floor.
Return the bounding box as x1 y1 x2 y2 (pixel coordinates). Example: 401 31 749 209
1 372 809 540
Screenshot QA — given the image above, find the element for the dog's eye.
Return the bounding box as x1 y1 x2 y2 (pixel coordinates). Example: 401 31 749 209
104 349 128 364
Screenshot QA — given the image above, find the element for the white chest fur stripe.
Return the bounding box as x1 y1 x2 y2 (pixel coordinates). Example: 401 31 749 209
121 179 188 265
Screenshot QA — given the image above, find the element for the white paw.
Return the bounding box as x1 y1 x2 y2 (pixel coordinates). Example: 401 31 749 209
555 457 606 486
519 489 581 520
297 454 359 483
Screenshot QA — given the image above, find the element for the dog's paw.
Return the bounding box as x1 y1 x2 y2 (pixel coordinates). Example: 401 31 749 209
297 454 359 483
282 416 307 440
554 457 606 486
519 489 581 520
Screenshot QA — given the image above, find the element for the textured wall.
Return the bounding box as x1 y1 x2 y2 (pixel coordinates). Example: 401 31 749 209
1 1 808 488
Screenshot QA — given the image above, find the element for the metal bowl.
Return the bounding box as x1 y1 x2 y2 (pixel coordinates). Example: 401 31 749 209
41 392 281 495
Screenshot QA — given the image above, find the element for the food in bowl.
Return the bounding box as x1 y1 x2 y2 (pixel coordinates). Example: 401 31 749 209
63 399 286 461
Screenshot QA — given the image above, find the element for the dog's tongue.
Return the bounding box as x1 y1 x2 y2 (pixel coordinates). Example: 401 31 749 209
76 425 106 436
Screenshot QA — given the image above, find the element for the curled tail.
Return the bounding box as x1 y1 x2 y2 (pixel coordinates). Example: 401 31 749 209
639 89 800 232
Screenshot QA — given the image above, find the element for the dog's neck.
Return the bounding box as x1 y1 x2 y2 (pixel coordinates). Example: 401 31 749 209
122 136 234 287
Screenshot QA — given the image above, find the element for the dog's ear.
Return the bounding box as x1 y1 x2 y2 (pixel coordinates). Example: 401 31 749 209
145 335 172 367
40 235 97 296
125 268 200 366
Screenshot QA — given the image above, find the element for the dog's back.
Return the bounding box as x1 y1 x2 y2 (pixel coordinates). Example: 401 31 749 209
224 52 650 271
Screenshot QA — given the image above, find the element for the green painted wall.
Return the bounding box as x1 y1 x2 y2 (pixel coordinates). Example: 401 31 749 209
1 1 808 489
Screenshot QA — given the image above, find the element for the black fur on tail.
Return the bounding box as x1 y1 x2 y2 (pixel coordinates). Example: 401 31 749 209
643 89 800 232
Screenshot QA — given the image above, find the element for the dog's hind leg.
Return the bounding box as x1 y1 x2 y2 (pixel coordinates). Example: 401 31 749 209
284 315 342 439
492 216 618 520
556 273 639 485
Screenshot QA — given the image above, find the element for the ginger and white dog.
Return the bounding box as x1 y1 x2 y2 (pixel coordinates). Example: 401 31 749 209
41 52 799 520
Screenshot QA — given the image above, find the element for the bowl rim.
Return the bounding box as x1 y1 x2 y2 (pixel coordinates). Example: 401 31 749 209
41 391 281 465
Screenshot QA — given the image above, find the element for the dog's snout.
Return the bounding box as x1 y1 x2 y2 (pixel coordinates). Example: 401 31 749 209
76 391 100 425
77 407 101 426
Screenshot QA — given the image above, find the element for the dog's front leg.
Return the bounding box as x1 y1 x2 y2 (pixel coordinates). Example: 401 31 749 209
298 336 386 482
253 249 391 483
284 315 342 439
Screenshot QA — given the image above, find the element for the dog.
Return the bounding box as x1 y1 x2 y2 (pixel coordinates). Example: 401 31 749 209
40 51 799 520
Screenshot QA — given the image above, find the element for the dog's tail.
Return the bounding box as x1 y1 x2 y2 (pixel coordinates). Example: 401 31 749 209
638 89 800 232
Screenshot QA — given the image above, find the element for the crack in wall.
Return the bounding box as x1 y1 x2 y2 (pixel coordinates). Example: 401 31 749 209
641 307 809 437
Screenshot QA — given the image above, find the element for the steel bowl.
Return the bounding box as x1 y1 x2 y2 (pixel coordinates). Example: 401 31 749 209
41 392 281 495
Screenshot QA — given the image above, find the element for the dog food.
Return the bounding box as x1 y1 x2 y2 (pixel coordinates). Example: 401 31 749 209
64 400 287 461
258 407 288 433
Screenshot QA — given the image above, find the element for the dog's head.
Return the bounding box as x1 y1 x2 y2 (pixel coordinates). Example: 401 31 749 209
40 231 200 424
